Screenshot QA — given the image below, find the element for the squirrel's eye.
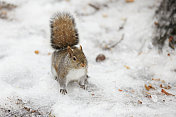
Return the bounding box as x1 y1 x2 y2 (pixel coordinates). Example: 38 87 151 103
73 56 76 61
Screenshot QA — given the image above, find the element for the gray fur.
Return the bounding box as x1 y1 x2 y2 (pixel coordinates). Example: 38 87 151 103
51 47 88 94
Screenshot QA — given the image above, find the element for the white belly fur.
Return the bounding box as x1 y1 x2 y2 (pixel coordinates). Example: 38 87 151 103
66 68 86 82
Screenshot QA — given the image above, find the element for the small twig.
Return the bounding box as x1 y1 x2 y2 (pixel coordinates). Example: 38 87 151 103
103 34 125 50
111 34 124 48
88 3 100 11
77 3 101 16
0 2 17 10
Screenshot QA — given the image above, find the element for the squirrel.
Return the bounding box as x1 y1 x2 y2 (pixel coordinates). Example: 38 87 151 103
50 12 88 95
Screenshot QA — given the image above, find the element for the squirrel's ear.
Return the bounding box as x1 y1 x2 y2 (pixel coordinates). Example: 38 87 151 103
80 45 83 51
67 46 73 57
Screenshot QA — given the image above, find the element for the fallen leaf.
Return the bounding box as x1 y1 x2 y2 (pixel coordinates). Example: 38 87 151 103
145 95 152 98
126 0 134 2
124 65 130 69
148 84 155 89
152 78 160 81
31 110 36 113
145 84 150 91
160 84 163 88
138 100 142 104
24 107 30 111
167 85 171 89
145 91 151 95
34 50 39 54
161 89 175 96
118 89 123 92
160 84 171 89
131 89 135 93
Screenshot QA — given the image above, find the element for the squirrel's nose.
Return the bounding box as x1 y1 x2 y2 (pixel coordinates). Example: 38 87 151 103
81 63 85 67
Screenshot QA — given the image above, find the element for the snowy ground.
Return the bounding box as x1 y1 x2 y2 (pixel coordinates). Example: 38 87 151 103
0 0 176 116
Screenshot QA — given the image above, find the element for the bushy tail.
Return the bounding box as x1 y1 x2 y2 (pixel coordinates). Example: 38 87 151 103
50 12 79 50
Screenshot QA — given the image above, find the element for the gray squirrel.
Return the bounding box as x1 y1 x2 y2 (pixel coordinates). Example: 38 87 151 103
50 12 88 94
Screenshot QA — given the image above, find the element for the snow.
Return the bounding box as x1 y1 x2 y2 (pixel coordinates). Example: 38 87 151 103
0 0 176 116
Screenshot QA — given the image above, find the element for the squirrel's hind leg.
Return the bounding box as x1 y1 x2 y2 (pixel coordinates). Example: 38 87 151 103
58 78 68 95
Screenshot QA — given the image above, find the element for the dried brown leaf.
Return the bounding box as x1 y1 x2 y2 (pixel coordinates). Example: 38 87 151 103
34 50 39 54
118 89 123 92
145 84 150 91
152 78 160 81
126 0 134 2
138 100 142 104
161 89 175 96
148 84 155 89
124 65 130 69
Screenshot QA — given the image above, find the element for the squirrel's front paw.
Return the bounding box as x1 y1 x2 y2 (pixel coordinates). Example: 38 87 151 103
60 89 67 95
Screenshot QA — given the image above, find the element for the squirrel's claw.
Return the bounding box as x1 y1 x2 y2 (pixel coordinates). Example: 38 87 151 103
60 89 67 95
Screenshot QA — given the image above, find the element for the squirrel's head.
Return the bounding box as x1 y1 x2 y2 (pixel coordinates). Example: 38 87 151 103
67 46 87 69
